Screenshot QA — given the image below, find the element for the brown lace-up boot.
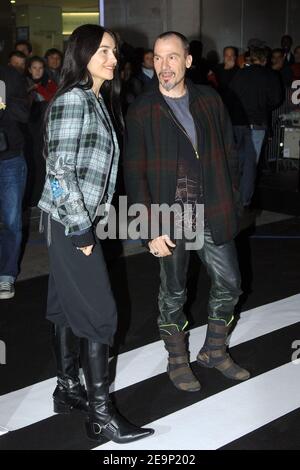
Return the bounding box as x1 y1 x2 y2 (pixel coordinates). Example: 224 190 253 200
161 327 201 392
197 318 250 381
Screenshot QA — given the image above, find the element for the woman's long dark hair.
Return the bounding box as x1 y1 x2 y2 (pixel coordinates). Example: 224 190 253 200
44 24 123 157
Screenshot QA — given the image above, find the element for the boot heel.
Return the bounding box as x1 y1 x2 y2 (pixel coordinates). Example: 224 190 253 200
53 400 73 414
85 420 107 443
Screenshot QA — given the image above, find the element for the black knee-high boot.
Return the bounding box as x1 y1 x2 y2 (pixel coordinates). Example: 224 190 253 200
80 338 154 444
52 324 88 414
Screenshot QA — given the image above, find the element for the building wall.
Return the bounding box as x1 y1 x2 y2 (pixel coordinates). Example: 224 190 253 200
104 0 167 48
243 0 287 50
0 1 14 65
104 0 300 57
201 0 241 61
104 0 200 48
289 0 300 49
164 0 201 39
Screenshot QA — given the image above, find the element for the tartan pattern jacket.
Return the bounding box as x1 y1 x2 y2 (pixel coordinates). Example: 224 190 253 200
124 80 240 246
38 87 119 235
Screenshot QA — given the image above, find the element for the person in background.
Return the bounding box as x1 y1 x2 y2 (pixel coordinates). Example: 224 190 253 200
8 50 27 75
291 46 300 80
44 48 63 85
136 49 155 87
25 56 58 206
187 40 210 85
0 64 29 299
229 47 282 207
27 56 58 103
213 46 239 86
14 40 33 58
281 34 295 65
210 46 239 105
271 48 293 88
120 50 155 113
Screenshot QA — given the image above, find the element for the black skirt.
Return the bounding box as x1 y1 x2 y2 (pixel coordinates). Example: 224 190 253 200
44 214 117 345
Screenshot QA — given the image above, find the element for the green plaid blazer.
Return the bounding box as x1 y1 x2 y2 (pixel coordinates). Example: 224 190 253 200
38 87 119 234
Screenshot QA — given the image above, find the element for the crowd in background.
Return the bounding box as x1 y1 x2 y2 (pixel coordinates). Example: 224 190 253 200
4 35 300 207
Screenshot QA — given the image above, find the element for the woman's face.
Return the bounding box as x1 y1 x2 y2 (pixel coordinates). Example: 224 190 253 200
29 61 44 80
87 32 117 85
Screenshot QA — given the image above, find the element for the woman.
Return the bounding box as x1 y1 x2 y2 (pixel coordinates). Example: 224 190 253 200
38 24 154 444
26 56 58 205
27 56 58 102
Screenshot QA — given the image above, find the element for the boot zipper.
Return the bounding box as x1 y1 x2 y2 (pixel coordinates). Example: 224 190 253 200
168 110 199 159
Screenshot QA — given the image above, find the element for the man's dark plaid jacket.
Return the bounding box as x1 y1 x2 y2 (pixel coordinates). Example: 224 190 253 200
124 79 241 246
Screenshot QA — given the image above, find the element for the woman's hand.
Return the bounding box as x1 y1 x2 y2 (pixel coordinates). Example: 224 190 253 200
77 245 94 256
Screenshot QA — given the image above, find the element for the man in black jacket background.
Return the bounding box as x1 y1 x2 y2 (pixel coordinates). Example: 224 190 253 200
229 47 283 207
0 64 29 299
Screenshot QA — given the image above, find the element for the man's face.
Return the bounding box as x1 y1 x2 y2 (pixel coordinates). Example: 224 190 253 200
9 56 26 74
223 48 236 66
143 52 154 70
281 36 292 51
294 47 300 64
16 44 30 57
154 35 192 93
271 52 284 70
47 53 62 70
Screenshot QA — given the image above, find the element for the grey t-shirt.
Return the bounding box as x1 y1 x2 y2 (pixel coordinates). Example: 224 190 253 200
163 90 204 234
163 91 197 147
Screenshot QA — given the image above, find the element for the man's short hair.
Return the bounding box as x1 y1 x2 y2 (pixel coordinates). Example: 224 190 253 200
8 50 27 60
14 40 33 54
250 47 267 63
281 35 293 44
154 32 190 55
223 46 238 57
44 48 63 60
272 48 284 57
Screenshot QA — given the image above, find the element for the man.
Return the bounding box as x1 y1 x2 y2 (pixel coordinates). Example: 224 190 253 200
294 46 300 64
281 34 295 65
8 50 26 75
271 48 294 88
15 40 33 58
0 64 29 299
229 47 282 207
124 32 250 393
139 49 155 83
291 46 300 80
44 48 63 85
213 46 239 87
211 46 239 110
129 49 155 99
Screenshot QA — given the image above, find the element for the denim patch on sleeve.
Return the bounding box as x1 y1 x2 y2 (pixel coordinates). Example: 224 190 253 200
50 177 64 199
